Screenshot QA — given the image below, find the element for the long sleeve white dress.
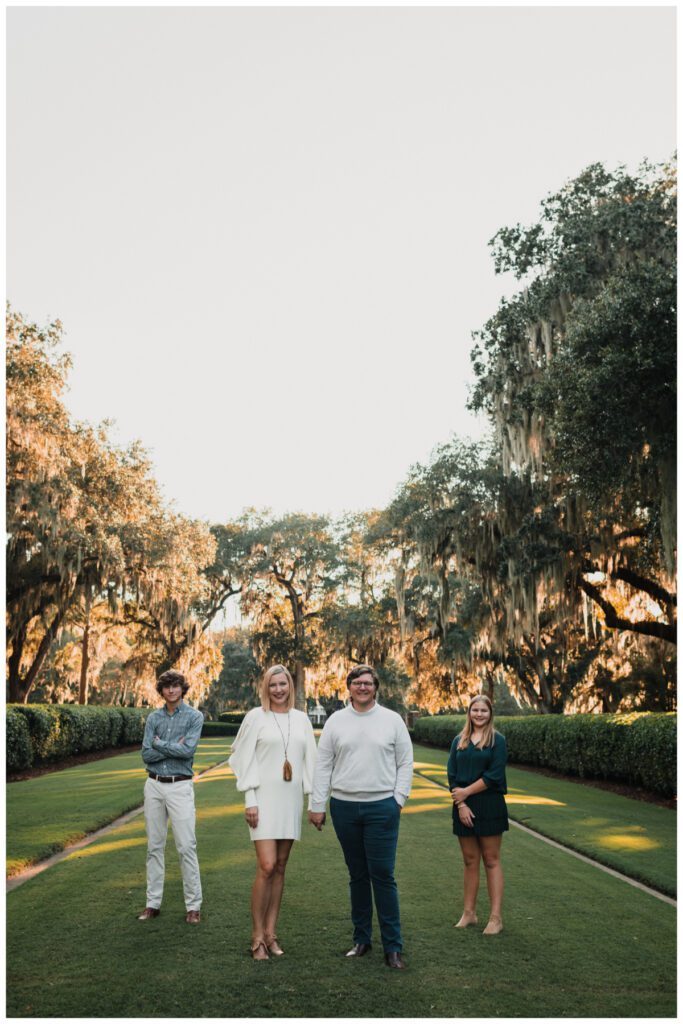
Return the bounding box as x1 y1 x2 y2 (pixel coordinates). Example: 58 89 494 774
228 707 318 841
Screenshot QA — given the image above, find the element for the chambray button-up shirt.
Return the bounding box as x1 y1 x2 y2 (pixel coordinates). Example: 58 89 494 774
141 702 204 778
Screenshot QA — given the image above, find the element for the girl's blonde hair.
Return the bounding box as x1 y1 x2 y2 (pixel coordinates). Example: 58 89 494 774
457 694 495 750
259 664 296 711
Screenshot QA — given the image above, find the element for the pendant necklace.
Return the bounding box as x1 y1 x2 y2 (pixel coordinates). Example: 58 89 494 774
271 710 293 781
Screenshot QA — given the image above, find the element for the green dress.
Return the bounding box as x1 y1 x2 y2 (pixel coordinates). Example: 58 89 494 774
447 731 509 837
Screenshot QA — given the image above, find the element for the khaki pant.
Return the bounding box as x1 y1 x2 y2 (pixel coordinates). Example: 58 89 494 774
144 777 202 911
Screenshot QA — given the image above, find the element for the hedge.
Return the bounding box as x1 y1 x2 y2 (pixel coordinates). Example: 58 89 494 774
202 721 240 737
413 712 676 797
6 709 32 772
6 704 152 773
218 711 248 725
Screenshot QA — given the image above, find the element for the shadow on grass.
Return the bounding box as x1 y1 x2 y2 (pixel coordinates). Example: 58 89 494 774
7 758 676 1018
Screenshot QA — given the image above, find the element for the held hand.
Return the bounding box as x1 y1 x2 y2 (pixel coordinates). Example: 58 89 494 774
245 806 259 829
458 802 475 828
451 787 468 804
308 811 326 831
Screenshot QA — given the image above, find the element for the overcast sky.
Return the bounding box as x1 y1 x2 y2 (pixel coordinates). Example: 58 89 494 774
7 6 676 524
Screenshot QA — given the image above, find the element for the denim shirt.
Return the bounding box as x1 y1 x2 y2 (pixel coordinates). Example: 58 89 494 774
141 702 204 778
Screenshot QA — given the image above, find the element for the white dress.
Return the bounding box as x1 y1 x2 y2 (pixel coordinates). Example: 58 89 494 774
228 707 318 841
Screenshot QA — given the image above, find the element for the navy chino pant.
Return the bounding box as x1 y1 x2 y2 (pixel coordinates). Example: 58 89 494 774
330 796 403 953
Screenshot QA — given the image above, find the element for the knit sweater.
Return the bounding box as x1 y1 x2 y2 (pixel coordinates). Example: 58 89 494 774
310 702 413 812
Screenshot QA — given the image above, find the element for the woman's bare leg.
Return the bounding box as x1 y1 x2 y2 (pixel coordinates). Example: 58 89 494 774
455 836 481 925
251 840 277 954
264 839 294 945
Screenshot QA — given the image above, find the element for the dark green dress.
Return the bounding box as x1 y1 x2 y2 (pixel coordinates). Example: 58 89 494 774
447 731 509 837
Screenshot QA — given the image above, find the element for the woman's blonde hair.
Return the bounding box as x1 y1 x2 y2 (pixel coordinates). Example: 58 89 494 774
259 664 296 711
457 694 495 750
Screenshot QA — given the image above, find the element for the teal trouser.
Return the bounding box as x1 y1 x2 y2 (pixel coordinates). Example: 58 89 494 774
330 796 403 953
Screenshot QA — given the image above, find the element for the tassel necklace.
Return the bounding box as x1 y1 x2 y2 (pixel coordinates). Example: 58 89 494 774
271 709 293 781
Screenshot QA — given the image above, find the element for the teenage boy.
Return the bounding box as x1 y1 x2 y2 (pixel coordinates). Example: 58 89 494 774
138 670 204 923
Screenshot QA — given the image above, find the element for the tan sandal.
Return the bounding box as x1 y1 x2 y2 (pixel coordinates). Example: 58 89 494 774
483 914 503 935
454 910 479 928
265 935 284 956
250 939 270 960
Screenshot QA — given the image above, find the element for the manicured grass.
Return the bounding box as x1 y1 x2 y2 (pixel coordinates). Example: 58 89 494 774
6 739 233 876
6 761 676 1017
413 743 676 896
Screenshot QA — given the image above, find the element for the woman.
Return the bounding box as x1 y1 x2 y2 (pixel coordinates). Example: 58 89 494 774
447 694 508 935
229 665 317 960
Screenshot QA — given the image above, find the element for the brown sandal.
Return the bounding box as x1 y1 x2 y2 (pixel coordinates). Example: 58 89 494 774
250 939 270 960
266 935 284 956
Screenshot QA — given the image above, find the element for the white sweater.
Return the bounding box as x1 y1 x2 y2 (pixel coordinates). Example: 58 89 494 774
310 702 413 812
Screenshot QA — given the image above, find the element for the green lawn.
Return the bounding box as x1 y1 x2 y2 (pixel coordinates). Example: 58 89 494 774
6 760 676 1017
6 738 233 876
413 743 677 897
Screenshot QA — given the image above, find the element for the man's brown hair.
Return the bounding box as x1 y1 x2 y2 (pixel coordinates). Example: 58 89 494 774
156 670 190 698
346 664 380 691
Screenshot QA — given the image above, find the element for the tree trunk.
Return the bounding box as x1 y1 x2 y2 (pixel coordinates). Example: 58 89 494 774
9 600 70 704
78 591 92 705
294 661 306 712
278 574 307 711
7 623 27 703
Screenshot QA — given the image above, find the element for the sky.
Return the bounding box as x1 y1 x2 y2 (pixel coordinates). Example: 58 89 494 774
7 6 677 525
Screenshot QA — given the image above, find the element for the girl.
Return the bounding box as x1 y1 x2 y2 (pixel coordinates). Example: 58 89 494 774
447 695 508 935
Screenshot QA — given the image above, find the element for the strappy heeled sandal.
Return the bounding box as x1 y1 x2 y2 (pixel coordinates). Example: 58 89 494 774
265 935 284 956
250 939 270 960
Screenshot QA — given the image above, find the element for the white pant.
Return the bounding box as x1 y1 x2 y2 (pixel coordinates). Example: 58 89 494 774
144 777 202 911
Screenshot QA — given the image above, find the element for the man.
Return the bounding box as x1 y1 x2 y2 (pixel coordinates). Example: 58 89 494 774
308 665 413 969
138 669 204 924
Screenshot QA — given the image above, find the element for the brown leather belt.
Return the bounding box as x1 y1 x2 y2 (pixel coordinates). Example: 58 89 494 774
147 772 192 783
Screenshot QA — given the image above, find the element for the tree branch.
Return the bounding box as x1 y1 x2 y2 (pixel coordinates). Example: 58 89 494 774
578 575 676 644
610 567 676 614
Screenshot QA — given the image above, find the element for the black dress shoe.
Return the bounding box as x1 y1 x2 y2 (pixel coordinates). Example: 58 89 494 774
384 951 406 969
345 943 372 957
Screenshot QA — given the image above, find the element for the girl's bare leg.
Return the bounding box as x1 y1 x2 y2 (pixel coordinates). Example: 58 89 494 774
455 836 481 926
479 833 504 933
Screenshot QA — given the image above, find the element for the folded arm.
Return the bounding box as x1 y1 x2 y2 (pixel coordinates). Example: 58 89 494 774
141 716 165 764
152 713 203 760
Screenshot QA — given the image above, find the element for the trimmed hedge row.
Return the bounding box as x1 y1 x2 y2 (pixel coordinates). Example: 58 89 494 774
218 711 248 725
201 722 240 737
413 712 677 797
6 704 152 772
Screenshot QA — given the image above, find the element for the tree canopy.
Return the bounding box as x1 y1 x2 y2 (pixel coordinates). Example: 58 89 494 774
6 158 676 714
